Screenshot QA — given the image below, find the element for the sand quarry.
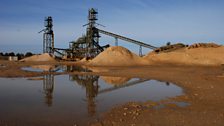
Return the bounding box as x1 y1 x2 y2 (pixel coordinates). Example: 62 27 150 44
0 43 224 126
89 43 224 66
19 43 224 66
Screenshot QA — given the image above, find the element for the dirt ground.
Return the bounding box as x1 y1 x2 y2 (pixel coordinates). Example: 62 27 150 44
89 65 224 126
0 60 224 126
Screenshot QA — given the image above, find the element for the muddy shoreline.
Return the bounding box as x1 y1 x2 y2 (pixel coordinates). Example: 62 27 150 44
0 60 224 126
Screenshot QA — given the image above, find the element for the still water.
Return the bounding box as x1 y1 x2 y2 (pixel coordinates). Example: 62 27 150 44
0 74 183 126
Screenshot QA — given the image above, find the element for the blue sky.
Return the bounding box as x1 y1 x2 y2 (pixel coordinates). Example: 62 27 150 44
0 0 224 53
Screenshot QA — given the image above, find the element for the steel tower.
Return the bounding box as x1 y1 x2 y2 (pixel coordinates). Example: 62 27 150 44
85 8 103 58
39 16 54 54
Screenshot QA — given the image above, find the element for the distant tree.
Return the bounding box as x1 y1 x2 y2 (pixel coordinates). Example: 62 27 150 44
8 52 15 56
25 52 33 57
16 53 22 59
0 52 3 56
166 42 171 46
20 53 24 57
4 53 9 56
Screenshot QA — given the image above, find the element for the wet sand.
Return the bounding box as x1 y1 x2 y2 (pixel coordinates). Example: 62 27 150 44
0 60 224 126
90 65 224 126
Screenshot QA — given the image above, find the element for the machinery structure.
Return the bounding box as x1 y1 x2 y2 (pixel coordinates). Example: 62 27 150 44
39 16 54 54
68 8 109 59
68 8 156 58
48 8 157 60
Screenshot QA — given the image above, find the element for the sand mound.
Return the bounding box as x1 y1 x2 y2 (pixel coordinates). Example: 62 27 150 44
144 45 224 66
88 46 148 66
187 42 220 49
154 43 187 53
76 57 90 64
101 76 130 85
20 53 56 62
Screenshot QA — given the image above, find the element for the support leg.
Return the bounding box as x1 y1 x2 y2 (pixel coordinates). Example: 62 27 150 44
139 46 142 56
115 37 118 46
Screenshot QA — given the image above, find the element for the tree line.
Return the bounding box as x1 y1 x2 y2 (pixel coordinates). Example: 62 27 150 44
0 52 34 60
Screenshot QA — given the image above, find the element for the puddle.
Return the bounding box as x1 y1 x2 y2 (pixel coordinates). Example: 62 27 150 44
0 74 185 126
22 66 43 72
171 102 190 107
27 77 44 80
154 102 190 109
21 65 90 73
21 65 64 72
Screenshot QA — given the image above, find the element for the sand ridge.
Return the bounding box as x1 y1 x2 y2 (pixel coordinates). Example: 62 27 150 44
88 46 149 66
88 44 224 66
144 46 224 66
20 53 56 62
19 43 224 66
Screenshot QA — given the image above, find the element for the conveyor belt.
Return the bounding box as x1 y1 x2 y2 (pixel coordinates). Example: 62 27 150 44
98 29 157 49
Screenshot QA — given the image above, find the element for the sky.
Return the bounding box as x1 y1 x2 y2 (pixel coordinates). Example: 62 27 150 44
0 0 224 53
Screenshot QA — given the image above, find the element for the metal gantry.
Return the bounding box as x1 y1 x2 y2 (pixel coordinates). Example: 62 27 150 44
47 8 157 59
67 8 108 59
39 16 54 54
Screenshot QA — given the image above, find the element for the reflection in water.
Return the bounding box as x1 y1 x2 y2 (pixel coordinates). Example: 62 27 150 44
70 75 99 116
66 66 98 116
43 74 54 107
40 71 180 117
166 82 170 86
32 65 56 71
0 73 184 126
99 78 149 94
69 74 150 116
38 65 95 111
66 65 92 72
22 65 63 72
32 65 182 117
101 76 130 85
37 65 181 117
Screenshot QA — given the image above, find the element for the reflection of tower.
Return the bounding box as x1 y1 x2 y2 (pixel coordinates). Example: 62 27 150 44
166 82 170 86
85 75 99 116
39 16 54 54
43 74 54 107
70 74 99 116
